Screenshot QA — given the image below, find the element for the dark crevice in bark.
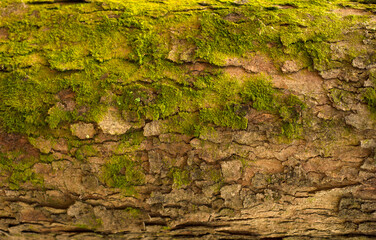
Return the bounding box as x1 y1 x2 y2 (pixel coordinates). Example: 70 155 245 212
0 216 16 220
171 222 213 230
259 238 284 240
308 182 362 193
217 229 259 236
144 220 167 226
338 233 376 238
171 232 212 238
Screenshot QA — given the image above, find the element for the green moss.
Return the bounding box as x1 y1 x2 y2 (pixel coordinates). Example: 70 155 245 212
74 217 103 231
169 167 190 189
128 27 166 65
281 122 302 139
0 0 366 139
39 154 55 163
278 95 306 139
192 11 254 66
209 168 223 184
103 155 144 195
113 131 144 154
304 41 333 71
75 145 99 161
0 151 43 190
119 83 154 119
118 82 183 120
47 46 88 71
0 69 56 134
207 167 224 192
164 112 202 136
124 207 142 218
241 75 306 138
241 76 276 111
46 104 73 129
122 131 145 145
154 83 183 118
199 103 248 130
364 88 376 113
280 94 306 120
116 72 305 137
364 69 376 113
68 139 83 149
330 88 345 104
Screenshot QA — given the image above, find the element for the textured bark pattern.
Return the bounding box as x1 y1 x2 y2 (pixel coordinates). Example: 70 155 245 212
1 2 376 240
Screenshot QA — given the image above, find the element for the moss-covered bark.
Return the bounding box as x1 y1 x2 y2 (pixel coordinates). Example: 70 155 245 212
1 0 376 239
